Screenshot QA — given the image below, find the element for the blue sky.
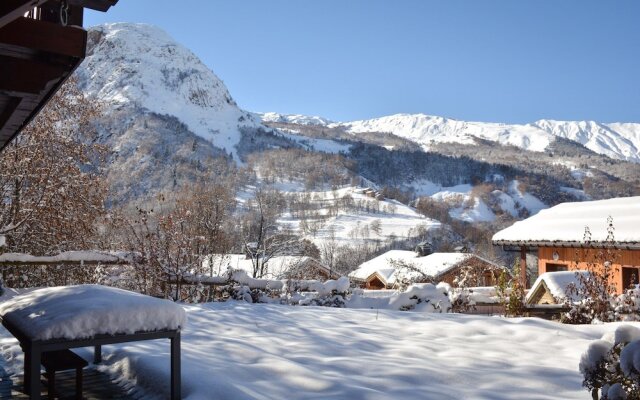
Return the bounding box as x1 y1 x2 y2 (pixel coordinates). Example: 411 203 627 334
85 1 640 124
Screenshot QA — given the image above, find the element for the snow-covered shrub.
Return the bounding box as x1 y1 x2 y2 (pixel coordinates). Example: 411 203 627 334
449 287 476 313
347 282 451 312
580 325 640 399
283 276 350 307
562 220 621 324
564 284 640 324
613 286 640 321
389 259 434 291
561 266 618 324
218 270 284 303
396 283 451 312
496 267 525 317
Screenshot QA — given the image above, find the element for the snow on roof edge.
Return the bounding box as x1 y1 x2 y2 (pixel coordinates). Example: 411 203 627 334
493 196 640 245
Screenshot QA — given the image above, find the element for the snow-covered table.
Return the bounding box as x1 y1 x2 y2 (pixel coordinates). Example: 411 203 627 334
0 285 186 400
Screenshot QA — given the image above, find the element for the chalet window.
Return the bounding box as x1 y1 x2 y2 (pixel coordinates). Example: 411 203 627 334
545 263 568 272
622 266 640 290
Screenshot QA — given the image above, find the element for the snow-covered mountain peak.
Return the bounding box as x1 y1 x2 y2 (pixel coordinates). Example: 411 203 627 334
77 23 259 157
258 112 334 126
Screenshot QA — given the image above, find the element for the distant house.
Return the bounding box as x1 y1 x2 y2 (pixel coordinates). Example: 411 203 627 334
493 196 640 294
526 271 591 305
203 254 337 281
415 241 433 257
349 250 505 290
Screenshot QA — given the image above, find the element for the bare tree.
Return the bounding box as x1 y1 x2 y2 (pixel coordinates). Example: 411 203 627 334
241 188 299 278
0 77 107 256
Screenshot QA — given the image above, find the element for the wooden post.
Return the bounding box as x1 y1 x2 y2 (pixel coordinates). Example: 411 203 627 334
75 366 82 400
93 345 101 364
520 246 527 290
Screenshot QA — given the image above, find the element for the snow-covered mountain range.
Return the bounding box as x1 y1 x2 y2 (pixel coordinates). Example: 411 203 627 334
76 22 640 165
260 112 640 163
77 23 260 160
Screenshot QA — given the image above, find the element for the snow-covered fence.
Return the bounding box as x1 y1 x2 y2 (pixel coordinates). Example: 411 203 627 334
168 269 349 304
0 251 139 266
0 251 141 288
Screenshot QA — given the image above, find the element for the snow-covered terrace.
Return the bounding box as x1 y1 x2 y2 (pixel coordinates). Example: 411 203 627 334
0 285 185 399
493 196 640 249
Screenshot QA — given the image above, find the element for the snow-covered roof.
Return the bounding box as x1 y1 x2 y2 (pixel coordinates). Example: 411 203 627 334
349 250 478 286
526 271 591 303
203 254 326 280
0 285 186 341
493 196 640 247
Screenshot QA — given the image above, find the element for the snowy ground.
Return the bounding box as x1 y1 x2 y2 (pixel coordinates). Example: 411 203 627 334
0 301 629 400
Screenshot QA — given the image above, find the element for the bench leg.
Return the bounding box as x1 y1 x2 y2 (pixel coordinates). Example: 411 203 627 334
47 370 55 400
29 345 41 400
24 348 31 395
76 367 82 400
171 333 181 400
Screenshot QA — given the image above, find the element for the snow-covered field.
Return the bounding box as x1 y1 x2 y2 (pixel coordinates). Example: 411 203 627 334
0 301 629 400
276 186 441 247
238 183 441 247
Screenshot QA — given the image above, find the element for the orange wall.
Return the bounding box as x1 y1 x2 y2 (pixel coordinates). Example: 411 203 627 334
538 247 640 294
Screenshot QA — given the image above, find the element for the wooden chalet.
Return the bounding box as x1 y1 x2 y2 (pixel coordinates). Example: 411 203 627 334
349 250 505 290
0 0 118 152
493 196 640 294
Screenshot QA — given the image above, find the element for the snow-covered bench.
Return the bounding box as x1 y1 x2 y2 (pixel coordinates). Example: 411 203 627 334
0 285 186 400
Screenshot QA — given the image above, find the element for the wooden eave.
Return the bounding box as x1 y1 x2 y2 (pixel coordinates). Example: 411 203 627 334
0 0 119 152
0 17 86 151
67 0 119 12
493 239 640 252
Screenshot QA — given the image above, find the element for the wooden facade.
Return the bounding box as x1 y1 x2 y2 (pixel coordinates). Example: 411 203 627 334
526 280 559 305
364 272 388 290
537 246 640 294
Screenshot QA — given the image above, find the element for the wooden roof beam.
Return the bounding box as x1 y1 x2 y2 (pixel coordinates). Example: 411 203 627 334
0 56 67 95
0 0 48 29
0 17 87 59
67 0 118 12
